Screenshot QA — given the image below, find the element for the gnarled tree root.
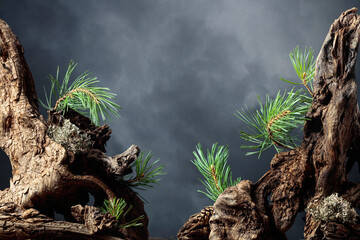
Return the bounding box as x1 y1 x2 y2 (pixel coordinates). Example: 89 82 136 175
0 18 148 240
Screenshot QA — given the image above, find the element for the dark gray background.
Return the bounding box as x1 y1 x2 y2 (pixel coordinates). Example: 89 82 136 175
0 1 359 239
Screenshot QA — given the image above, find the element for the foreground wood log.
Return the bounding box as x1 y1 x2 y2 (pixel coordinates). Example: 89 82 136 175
178 8 360 240
0 19 148 239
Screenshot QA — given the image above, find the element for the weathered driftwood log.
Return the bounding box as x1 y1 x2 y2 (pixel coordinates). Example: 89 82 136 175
0 19 148 239
178 8 360 240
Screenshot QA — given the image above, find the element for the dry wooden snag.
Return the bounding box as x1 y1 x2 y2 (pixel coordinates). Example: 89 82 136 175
178 8 360 240
0 19 148 239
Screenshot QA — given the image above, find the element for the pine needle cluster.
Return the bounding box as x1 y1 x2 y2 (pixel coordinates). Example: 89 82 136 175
40 60 121 125
191 143 241 202
235 89 311 157
100 197 144 228
125 150 166 190
280 45 316 95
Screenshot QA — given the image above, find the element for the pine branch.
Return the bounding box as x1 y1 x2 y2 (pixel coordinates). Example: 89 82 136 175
280 45 316 96
40 60 122 125
236 46 315 157
125 150 166 191
191 143 241 202
235 89 311 157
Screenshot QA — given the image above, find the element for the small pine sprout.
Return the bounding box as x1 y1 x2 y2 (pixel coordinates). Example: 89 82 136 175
126 150 166 190
191 143 241 202
280 45 316 96
100 197 144 229
306 193 358 224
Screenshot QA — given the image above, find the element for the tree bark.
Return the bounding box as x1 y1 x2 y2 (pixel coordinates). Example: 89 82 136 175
0 19 148 239
178 8 360 240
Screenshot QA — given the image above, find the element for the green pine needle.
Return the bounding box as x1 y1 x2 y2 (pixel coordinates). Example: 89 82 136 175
280 45 316 95
40 60 122 125
235 88 311 158
191 143 241 202
126 150 166 191
100 197 144 228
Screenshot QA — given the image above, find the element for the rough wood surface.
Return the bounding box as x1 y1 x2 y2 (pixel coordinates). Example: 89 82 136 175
0 202 122 240
178 8 360 240
0 19 148 239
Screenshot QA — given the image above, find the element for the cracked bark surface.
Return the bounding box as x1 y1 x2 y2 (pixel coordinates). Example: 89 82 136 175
0 19 148 239
178 8 360 240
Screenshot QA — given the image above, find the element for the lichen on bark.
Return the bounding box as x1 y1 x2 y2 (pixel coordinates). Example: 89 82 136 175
48 118 93 154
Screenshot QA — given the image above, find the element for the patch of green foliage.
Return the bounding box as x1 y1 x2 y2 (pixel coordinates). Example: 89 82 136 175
100 197 144 228
192 143 241 202
280 45 316 94
125 150 166 191
235 89 311 157
40 60 121 125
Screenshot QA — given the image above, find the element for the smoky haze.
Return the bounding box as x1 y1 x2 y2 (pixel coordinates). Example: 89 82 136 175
1 0 359 238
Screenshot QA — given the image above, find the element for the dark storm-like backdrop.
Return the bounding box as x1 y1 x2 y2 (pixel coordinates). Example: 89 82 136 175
0 0 359 239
